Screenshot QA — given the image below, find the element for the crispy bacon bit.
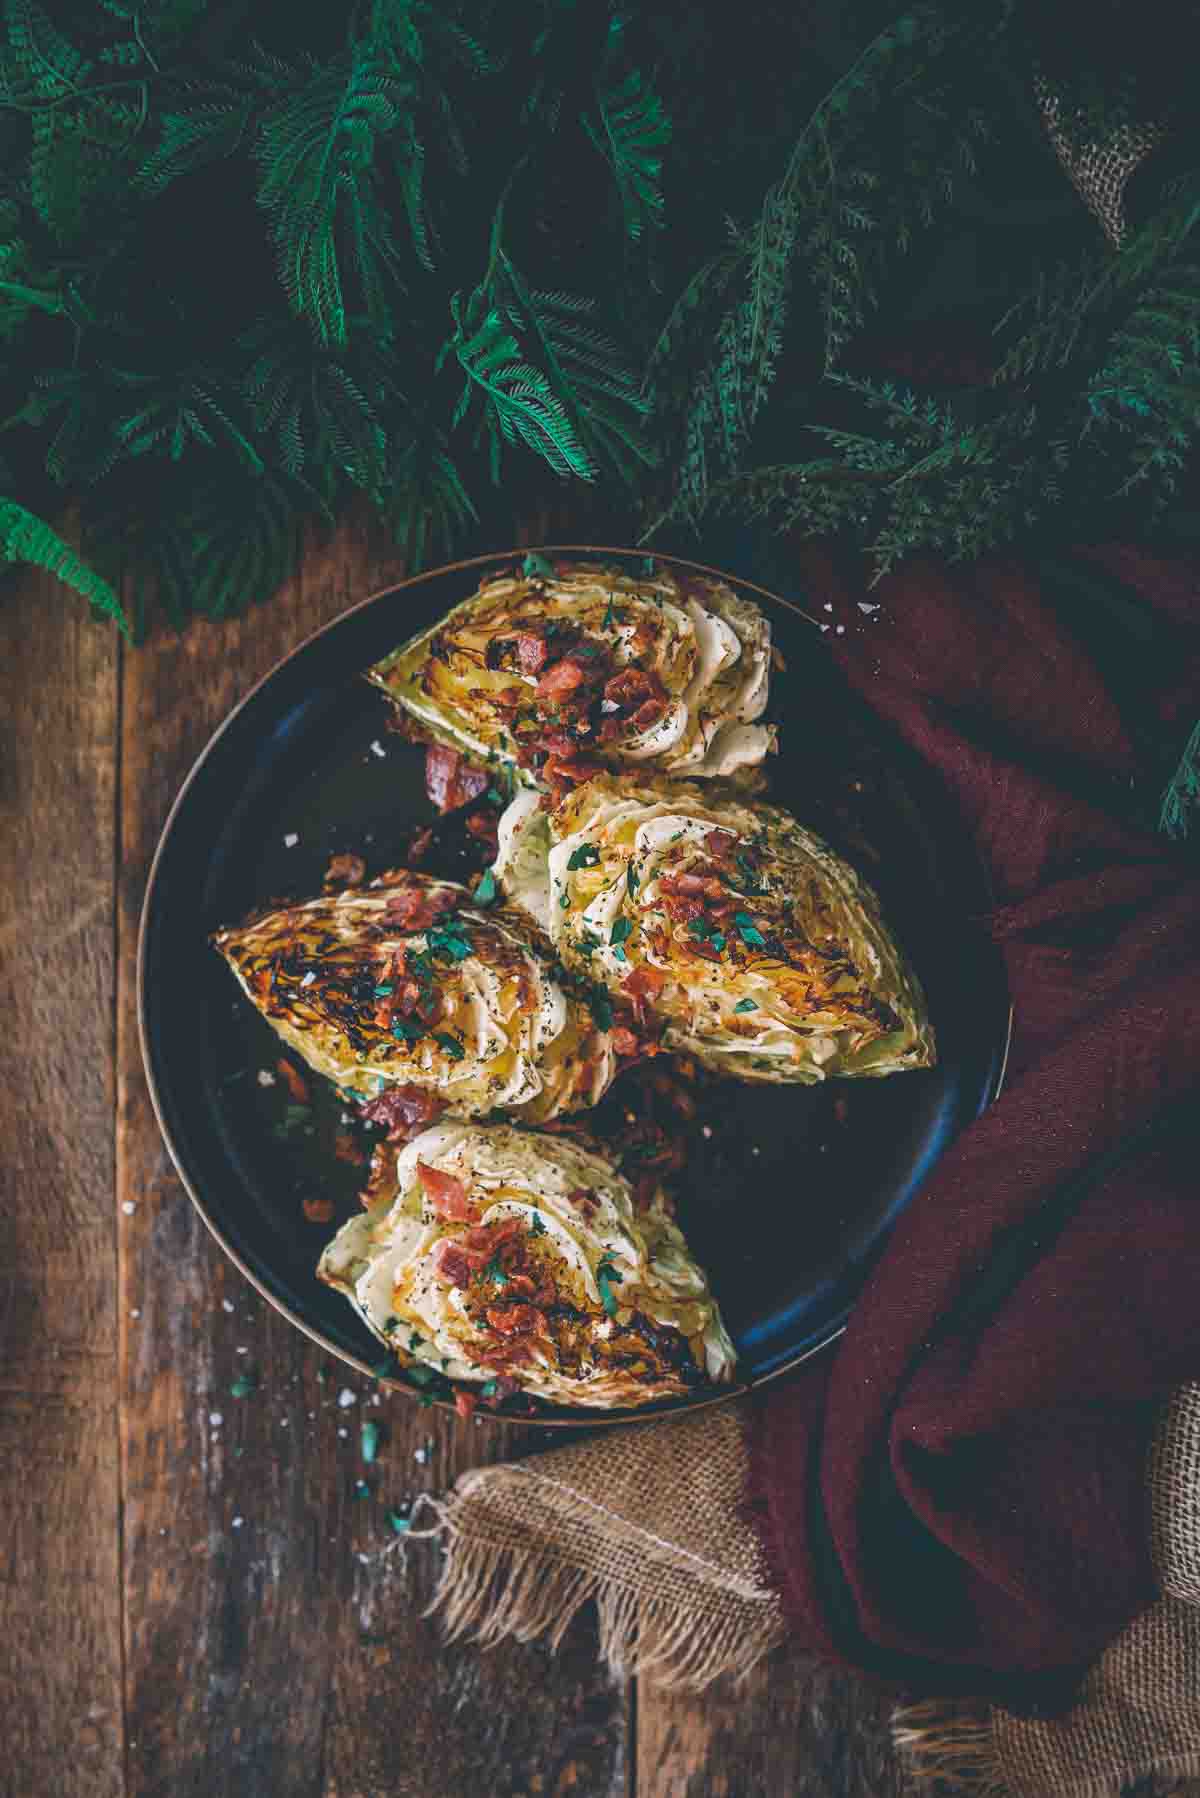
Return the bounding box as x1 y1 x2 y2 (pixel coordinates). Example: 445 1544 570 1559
465 810 499 851
432 1238 482 1287
485 1304 543 1336
544 752 604 797
517 633 550 675
323 852 367 891
381 881 457 930
603 667 659 711
660 871 728 901
704 829 737 861
406 825 434 864
611 1025 640 1058
424 744 490 815
631 698 666 733
623 964 667 1001
454 1389 478 1422
417 1160 475 1221
461 1217 525 1254
276 1059 310 1106
359 1085 445 1142
536 656 590 701
302 1196 335 1223
333 1133 366 1166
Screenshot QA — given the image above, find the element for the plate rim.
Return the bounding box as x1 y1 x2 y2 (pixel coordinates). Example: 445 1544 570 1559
137 543 1013 1427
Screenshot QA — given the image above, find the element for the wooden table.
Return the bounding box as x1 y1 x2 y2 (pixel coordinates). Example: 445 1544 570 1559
1 522 902 1798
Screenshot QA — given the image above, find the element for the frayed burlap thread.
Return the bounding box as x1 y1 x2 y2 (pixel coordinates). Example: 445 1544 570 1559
416 1404 785 1688
893 1381 1200 1797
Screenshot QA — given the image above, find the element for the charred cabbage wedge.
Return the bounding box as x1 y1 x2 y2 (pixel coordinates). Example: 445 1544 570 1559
212 871 617 1122
367 560 775 787
494 774 937 1084
319 1120 735 1407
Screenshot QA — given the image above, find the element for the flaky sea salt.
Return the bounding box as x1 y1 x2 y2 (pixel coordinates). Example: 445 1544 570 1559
283 832 300 848
337 1388 357 1409
122 1200 137 1214
222 1299 235 1313
256 1070 276 1088
209 1412 223 1427
300 971 316 988
370 740 387 758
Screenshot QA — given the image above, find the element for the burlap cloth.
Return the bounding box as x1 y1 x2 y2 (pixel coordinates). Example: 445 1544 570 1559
414 1383 1200 1798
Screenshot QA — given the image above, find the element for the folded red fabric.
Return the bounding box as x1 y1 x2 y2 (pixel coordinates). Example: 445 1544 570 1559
747 544 1200 1706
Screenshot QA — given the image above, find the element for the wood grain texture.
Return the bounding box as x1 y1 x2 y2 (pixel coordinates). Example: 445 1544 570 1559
636 1651 902 1798
115 516 629 1798
0 563 124 1798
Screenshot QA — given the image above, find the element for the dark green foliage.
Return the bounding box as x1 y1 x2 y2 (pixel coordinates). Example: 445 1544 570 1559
0 0 664 629
1161 716 1200 839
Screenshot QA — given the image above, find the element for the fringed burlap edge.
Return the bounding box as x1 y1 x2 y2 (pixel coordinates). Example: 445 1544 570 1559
893 1699 1011 1798
411 1407 787 1690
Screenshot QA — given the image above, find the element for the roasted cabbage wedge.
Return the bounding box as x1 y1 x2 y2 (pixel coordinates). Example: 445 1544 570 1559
494 774 937 1084
318 1120 736 1407
213 872 617 1122
367 560 775 787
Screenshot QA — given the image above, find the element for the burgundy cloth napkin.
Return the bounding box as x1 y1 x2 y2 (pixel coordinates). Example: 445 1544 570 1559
746 543 1200 1706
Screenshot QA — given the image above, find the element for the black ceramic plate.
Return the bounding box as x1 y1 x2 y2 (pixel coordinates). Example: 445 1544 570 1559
140 546 1011 1426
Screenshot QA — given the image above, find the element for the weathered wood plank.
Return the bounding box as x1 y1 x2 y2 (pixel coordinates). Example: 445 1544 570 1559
0 567 125 1798
116 516 629 1798
636 1650 903 1798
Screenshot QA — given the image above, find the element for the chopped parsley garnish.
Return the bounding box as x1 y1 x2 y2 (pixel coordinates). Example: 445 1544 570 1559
596 1256 623 1317
610 917 633 947
567 842 601 871
479 1379 498 1398
735 997 760 1013
522 550 555 579
434 1031 466 1061
427 918 473 962
709 932 726 952
602 595 626 631
409 1332 423 1351
361 1421 380 1463
382 1317 401 1335
626 862 639 896
735 851 762 893
372 1355 399 1379
373 983 393 997
406 1363 436 1386
734 913 767 947
576 930 602 957
272 1103 312 1140
485 786 505 807
641 555 657 575
391 1016 425 1042
353 1479 371 1499
530 1211 547 1237
473 868 497 907
230 1371 258 1399
483 1254 508 1287
612 945 627 962
558 891 571 909
588 984 613 1032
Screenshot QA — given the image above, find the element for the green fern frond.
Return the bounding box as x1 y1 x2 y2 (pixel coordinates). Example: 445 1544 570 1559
0 497 129 636
256 49 423 344
136 95 255 195
1160 715 1200 838
240 317 392 490
376 427 478 571
447 291 595 481
584 66 670 240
